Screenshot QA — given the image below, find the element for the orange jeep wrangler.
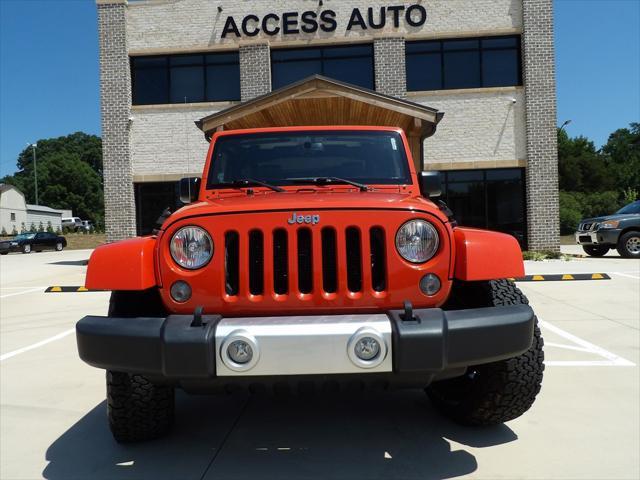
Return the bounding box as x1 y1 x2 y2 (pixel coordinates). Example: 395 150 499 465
77 126 544 443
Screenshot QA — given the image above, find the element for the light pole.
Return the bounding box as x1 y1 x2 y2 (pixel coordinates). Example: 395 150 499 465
559 119 572 132
27 143 38 205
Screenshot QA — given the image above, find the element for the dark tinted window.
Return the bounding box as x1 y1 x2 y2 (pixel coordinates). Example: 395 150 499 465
207 130 410 188
406 36 522 91
134 182 183 236
131 52 240 105
272 45 374 89
442 168 526 247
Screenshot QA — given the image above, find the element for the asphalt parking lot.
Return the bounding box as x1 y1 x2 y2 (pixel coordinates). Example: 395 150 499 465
1 248 638 480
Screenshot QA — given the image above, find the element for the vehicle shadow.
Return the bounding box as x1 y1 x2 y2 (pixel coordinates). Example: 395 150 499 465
43 389 517 480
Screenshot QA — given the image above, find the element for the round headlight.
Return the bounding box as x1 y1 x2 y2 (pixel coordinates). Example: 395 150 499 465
395 220 439 263
170 226 213 269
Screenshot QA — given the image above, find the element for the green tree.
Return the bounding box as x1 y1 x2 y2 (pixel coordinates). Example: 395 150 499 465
0 132 104 227
601 123 640 193
557 129 614 192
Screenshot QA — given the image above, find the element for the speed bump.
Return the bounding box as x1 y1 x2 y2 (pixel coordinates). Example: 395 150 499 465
508 273 610 282
45 286 102 293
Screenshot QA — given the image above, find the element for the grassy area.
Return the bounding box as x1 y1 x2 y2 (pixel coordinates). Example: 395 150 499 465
63 233 106 250
0 233 106 251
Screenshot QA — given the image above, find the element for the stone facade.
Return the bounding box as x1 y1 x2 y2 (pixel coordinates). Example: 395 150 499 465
96 0 558 250
240 44 271 101
374 37 407 98
522 0 560 251
415 88 527 169
97 0 136 242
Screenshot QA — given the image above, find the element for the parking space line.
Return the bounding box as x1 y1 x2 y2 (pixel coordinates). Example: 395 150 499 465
611 272 640 280
0 287 45 299
539 319 636 367
0 328 75 362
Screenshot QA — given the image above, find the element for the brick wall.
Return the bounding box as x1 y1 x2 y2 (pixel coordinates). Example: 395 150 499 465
374 37 406 97
126 0 521 51
97 1 136 242
522 0 559 251
240 44 271 101
413 88 527 169
130 105 216 178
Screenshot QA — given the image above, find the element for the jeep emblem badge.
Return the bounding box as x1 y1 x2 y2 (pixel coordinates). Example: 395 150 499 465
288 212 320 225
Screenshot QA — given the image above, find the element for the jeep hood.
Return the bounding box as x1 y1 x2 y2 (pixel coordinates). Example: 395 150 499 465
165 191 449 226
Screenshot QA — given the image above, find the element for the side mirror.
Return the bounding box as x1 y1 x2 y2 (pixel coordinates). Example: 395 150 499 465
418 171 442 198
179 177 201 204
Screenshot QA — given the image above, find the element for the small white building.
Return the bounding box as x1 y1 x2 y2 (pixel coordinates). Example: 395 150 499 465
0 184 27 235
26 204 63 232
0 184 65 234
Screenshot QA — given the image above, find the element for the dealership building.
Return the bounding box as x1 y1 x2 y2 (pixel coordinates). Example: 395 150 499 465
97 0 559 251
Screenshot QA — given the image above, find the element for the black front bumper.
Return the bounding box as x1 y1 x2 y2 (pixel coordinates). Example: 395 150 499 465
76 305 534 382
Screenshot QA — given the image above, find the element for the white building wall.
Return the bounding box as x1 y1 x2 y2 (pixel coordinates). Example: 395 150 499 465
25 211 62 232
126 0 522 52
130 105 217 179
414 87 527 170
126 0 524 178
0 188 27 234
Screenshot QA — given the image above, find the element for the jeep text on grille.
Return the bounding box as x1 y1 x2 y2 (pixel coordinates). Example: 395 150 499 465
77 126 544 443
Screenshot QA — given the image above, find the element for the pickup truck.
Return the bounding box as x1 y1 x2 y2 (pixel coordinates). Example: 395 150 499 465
76 126 544 443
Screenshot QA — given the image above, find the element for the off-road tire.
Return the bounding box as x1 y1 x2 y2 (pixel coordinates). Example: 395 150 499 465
582 245 609 257
22 244 31 254
106 289 173 442
427 279 544 426
616 231 640 258
107 371 174 443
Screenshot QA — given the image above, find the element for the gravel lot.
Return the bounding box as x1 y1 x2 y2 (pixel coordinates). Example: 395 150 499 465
1 248 638 480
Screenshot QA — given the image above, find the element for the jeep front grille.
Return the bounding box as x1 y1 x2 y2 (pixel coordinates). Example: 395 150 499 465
223 226 388 298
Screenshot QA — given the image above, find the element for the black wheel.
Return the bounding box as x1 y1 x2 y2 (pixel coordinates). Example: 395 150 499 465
22 244 31 254
55 242 63 251
582 245 609 257
0 252 8 255
616 231 640 258
427 279 544 426
106 289 173 442
107 371 174 443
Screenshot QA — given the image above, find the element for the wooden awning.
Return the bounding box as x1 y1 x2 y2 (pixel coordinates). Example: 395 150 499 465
195 75 443 169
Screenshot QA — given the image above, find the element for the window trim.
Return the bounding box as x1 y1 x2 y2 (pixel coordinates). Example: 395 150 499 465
131 51 241 105
270 43 376 90
406 35 522 92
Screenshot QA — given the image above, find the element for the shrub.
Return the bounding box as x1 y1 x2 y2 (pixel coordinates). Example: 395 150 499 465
11 226 18 236
38 221 45 232
1 227 6 236
622 187 638 204
46 221 54 233
559 190 626 234
20 222 26 234
559 191 583 234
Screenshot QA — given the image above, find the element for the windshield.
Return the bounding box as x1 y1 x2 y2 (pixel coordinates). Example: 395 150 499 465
14 234 35 240
206 130 411 189
616 201 640 215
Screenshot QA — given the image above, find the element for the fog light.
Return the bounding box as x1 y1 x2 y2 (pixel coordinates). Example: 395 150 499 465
170 280 191 302
354 337 381 361
347 327 387 369
228 340 253 364
419 274 441 296
220 330 260 372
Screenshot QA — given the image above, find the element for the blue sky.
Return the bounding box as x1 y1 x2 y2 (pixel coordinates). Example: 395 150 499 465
1 0 639 177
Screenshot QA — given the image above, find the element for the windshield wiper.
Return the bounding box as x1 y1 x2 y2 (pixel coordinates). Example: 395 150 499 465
222 179 285 192
286 177 369 192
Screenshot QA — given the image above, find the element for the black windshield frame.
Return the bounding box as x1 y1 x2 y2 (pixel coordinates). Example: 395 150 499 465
206 130 412 190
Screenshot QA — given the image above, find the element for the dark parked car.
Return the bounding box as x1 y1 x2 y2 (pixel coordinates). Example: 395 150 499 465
575 200 640 258
0 232 67 255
